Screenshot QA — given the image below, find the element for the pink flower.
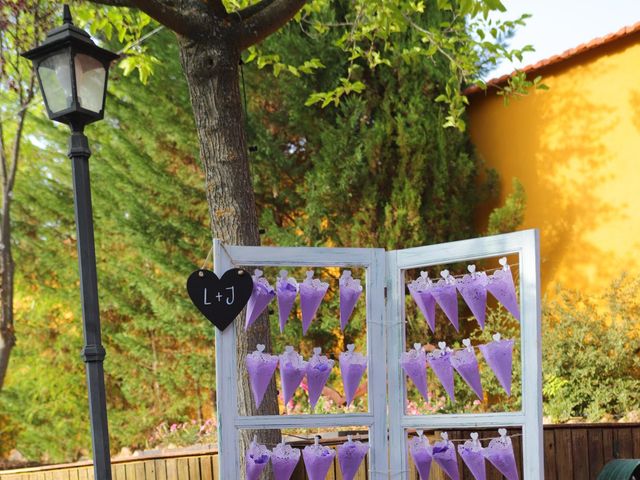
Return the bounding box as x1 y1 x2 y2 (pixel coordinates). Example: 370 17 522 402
170 423 178 432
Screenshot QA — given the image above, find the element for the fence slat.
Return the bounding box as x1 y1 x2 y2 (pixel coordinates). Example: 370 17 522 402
154 459 166 480
543 429 556 480
555 428 573 479
143 461 155 480
571 429 589 480
187 457 199 480
616 428 633 458
587 428 604 480
198 456 213 480
175 459 188 480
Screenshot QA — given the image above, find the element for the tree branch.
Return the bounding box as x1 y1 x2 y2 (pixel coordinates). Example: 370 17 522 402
207 0 228 19
130 0 207 38
232 0 275 21
86 0 207 39
233 0 306 50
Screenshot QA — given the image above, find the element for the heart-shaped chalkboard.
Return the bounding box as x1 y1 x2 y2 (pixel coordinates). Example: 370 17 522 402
186 269 253 331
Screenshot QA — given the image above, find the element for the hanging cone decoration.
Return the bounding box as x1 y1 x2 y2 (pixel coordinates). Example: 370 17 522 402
457 433 487 480
456 266 488 329
279 346 307 407
430 270 459 331
400 343 429 402
306 347 335 411
479 334 514 396
302 438 336 480
482 429 519 480
276 270 299 333
339 344 367 407
245 436 271 480
245 269 276 330
427 343 456 403
408 271 437 332
450 340 483 400
337 436 369 480
299 271 329 334
271 442 301 480
408 431 433 480
339 270 363 330
246 344 279 409
487 257 520 321
432 433 460 480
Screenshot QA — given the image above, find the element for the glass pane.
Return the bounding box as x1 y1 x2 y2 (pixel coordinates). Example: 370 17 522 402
38 52 73 114
74 53 106 113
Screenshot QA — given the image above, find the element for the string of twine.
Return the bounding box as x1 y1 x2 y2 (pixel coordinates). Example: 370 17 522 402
251 431 523 450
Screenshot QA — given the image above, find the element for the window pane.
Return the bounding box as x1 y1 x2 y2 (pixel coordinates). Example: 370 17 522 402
74 53 106 113
38 52 73 114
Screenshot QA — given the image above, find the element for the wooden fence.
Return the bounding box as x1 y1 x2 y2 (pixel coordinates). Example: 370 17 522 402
2 424 639 480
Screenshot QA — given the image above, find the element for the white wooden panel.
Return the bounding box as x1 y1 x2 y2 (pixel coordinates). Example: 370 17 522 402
387 229 543 479
235 413 374 429
213 239 239 479
214 243 388 479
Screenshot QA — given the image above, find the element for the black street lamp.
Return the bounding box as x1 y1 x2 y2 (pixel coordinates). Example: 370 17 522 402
22 6 118 480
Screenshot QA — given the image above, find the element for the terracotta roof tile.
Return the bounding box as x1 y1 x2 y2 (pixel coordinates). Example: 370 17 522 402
464 21 640 96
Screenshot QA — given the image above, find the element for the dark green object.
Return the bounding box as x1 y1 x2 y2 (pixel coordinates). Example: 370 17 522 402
597 459 640 480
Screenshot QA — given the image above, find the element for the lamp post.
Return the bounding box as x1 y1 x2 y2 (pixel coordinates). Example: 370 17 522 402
22 6 118 480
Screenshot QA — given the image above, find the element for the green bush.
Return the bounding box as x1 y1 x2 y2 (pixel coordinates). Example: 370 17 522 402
542 276 640 422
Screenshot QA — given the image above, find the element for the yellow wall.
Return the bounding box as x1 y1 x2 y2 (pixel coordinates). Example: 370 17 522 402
468 33 640 295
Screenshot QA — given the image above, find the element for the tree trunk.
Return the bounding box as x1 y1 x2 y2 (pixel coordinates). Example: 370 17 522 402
177 33 280 474
0 215 15 391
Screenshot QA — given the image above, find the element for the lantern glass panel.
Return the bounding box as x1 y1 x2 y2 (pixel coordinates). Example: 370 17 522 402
74 53 106 113
37 51 73 114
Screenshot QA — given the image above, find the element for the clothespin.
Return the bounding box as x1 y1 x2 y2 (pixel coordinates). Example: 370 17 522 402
492 333 502 342
279 270 288 279
256 344 265 353
470 432 480 447
305 270 314 280
347 435 353 443
347 344 356 354
254 269 263 278
499 257 508 270
462 338 473 352
314 435 321 446
417 429 424 439
441 432 449 441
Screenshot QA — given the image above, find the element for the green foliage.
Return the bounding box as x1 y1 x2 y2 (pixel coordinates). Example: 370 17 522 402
1 30 213 461
245 0 536 130
486 178 526 235
542 276 640 422
247 1 499 250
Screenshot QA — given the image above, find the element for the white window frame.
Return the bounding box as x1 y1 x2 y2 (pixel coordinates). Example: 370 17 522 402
386 229 543 479
212 229 543 479
213 241 388 479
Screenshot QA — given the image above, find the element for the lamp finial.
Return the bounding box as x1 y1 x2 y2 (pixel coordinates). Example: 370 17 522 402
63 5 73 25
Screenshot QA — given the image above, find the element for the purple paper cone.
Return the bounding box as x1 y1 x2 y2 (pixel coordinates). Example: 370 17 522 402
400 343 429 402
482 431 519 480
408 272 437 332
339 270 363 330
299 271 329 334
427 343 456 403
430 271 459 331
279 346 307 407
337 437 368 480
246 344 278 409
246 437 271 480
271 442 301 480
479 334 514 396
433 434 460 480
487 258 520 321
408 432 433 480
456 266 488 329
302 439 336 480
457 434 486 480
306 347 335 410
245 269 276 330
339 344 367 407
450 341 483 400
276 270 299 333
